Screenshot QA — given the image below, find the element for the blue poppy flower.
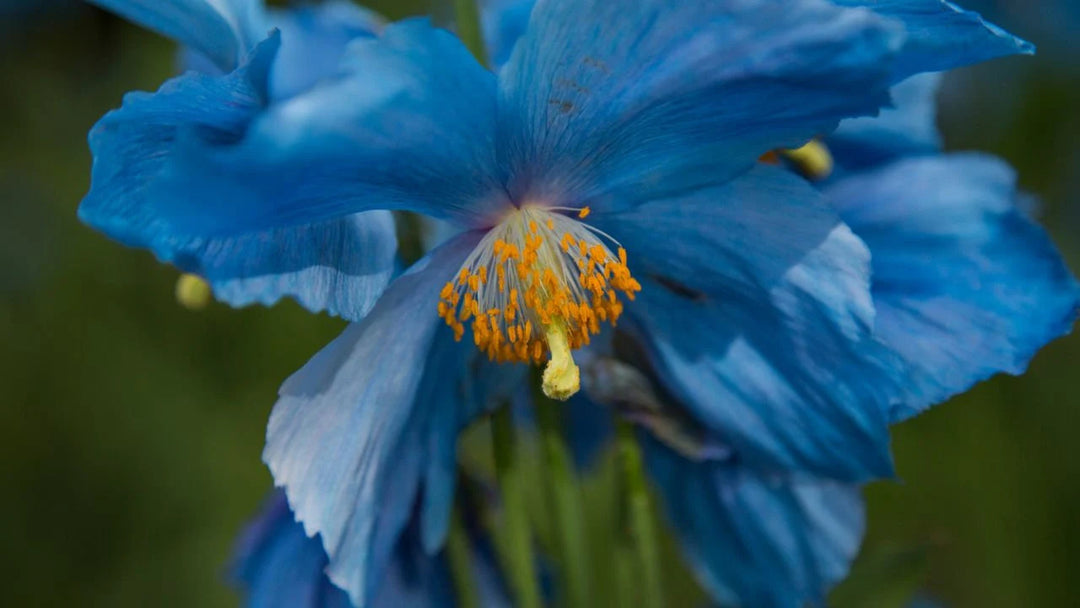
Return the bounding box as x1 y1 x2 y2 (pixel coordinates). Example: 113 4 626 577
233 490 511 607
78 0 1053 604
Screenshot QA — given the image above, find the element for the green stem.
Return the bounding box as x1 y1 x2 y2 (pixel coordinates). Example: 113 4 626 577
535 393 593 607
491 406 543 608
446 507 479 608
454 0 488 65
616 418 663 608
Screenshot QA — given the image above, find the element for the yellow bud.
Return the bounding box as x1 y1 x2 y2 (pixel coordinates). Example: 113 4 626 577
175 273 212 311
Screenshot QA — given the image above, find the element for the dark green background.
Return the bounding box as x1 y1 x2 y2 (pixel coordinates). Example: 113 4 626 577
1 2 1076 606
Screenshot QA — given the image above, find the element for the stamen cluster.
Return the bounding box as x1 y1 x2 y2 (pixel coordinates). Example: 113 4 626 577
438 206 640 364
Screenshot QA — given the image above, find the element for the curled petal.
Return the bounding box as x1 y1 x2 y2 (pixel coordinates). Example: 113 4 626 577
826 154 1079 421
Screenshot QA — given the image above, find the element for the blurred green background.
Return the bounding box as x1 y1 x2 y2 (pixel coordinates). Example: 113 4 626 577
1 1 1077 606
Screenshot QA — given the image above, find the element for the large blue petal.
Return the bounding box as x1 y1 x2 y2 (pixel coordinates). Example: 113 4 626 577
80 36 397 320
645 439 864 608
496 0 904 212
828 73 943 172
833 0 1033 80
593 166 898 481
267 1 384 101
826 154 1079 421
133 19 502 239
87 0 267 72
263 232 503 606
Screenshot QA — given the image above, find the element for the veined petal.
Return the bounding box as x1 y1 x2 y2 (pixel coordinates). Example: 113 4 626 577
593 166 898 480
264 232 501 606
88 0 267 72
138 19 503 240
825 154 1079 421
201 211 397 321
497 0 903 211
645 439 864 608
80 36 396 320
828 73 943 172
833 0 1034 80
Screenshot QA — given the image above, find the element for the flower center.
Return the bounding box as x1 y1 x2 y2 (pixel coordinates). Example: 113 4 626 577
438 205 641 400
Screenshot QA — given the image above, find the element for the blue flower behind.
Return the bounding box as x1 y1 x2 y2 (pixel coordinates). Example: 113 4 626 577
78 0 1072 606
233 490 510 608
645 439 864 608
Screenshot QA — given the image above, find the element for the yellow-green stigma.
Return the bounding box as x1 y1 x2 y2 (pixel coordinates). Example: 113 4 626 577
175 273 211 310
438 206 640 400
781 140 834 179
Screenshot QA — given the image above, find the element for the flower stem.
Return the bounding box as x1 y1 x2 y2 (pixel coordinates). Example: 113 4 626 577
491 405 542 608
446 507 479 608
616 418 663 608
454 0 487 65
535 393 592 607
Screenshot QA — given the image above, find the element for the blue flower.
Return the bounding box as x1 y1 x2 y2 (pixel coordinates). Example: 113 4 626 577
233 490 510 608
78 0 1060 605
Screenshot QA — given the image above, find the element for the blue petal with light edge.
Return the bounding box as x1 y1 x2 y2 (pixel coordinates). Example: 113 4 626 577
263 232 505 607
133 19 503 239
87 0 267 72
591 165 898 481
645 438 864 608
833 0 1034 81
81 35 397 320
496 0 904 213
828 73 943 173
825 154 1079 422
201 211 397 321
266 1 384 101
